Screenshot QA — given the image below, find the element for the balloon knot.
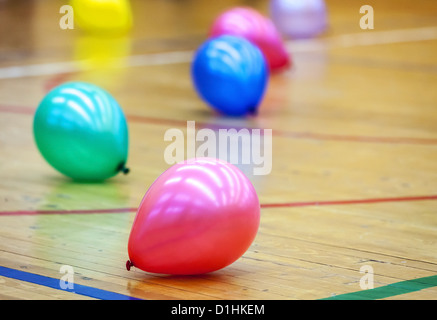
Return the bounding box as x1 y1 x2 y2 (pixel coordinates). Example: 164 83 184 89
248 107 258 116
117 162 130 175
126 260 133 271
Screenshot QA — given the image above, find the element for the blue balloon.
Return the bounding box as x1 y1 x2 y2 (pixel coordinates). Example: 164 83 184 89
191 35 269 116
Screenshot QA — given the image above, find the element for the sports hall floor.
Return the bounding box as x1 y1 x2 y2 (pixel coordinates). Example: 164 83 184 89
0 0 436 300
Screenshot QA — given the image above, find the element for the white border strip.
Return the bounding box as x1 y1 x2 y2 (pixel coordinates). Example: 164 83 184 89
0 26 436 80
288 26 437 52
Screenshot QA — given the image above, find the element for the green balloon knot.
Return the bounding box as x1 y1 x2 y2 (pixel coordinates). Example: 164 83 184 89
117 162 130 175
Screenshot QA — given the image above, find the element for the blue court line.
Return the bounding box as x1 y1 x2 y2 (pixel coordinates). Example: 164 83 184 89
0 266 141 300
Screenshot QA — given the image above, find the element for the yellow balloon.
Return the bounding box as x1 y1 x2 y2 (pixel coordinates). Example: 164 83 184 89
70 0 133 36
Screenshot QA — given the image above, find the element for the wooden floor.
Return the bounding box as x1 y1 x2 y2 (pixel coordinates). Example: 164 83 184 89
1 0 436 300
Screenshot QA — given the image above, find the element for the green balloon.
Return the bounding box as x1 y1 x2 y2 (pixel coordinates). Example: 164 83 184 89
34 82 129 181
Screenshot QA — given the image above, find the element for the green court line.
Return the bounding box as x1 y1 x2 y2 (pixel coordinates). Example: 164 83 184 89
321 275 437 300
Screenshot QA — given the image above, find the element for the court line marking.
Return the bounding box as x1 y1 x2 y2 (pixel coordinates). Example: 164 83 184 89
286 25 437 53
1 195 436 216
0 26 436 80
3 264 434 301
1 262 435 301
260 194 437 209
127 114 437 145
0 51 194 80
1 104 437 145
0 266 141 300
320 274 437 300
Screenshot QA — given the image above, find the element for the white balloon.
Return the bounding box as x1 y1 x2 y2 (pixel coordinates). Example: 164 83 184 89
270 0 328 39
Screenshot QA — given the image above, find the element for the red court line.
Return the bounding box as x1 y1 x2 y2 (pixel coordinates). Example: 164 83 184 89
2 104 437 145
0 105 38 115
273 131 437 145
127 114 437 145
261 194 437 208
1 195 436 216
44 73 70 92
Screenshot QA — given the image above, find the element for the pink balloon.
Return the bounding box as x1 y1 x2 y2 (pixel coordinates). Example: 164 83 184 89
209 7 291 72
126 158 260 275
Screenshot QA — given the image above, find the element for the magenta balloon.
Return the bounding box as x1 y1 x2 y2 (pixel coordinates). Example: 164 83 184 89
270 0 328 39
209 7 291 72
127 158 260 275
